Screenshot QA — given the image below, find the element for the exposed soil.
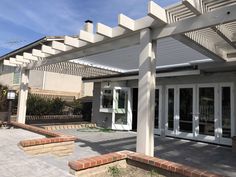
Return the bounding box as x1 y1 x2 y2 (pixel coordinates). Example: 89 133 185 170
102 165 160 177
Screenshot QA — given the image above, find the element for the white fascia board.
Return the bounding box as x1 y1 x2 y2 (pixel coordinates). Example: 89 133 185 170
23 52 38 61
51 41 74 51
41 45 60 55
118 14 135 31
32 49 50 58
148 1 167 24
16 55 30 63
3 60 17 67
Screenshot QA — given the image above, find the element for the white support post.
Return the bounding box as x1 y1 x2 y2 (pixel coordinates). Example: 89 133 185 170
137 28 156 156
17 69 30 124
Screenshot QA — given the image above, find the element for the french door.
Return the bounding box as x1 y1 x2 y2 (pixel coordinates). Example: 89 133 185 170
219 83 234 145
196 84 217 143
154 87 163 134
165 85 195 138
112 87 132 130
165 83 234 145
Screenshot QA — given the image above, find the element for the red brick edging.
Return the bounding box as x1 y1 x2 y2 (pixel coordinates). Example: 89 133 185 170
10 121 77 147
69 151 224 177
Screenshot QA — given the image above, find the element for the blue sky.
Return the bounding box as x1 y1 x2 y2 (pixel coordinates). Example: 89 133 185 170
0 0 180 56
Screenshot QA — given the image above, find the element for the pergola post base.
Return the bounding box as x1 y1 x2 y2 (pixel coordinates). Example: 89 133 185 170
17 69 30 124
136 28 156 156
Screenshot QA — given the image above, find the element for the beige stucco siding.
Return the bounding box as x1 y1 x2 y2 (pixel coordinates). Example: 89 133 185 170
43 71 82 93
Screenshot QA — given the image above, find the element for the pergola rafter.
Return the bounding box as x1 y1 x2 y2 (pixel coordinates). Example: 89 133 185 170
2 0 236 74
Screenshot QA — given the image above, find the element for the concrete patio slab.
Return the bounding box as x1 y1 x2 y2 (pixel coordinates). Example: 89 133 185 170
1 128 235 177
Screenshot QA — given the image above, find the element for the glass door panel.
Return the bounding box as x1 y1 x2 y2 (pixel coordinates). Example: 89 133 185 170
179 88 193 133
155 89 159 129
168 88 174 131
112 88 132 130
221 87 231 138
199 87 215 136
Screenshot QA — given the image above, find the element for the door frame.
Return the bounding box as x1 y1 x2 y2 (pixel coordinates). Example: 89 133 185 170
165 84 196 139
196 83 218 143
219 83 234 145
176 84 196 139
111 87 132 130
154 86 163 135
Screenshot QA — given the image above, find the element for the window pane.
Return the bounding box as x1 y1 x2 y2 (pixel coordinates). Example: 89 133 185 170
155 89 159 129
117 90 127 109
222 87 231 138
115 113 127 125
199 87 214 136
168 89 174 131
102 89 113 108
13 71 21 85
179 88 193 133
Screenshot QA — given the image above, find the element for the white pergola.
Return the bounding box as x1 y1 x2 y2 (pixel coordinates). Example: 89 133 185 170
1 0 236 156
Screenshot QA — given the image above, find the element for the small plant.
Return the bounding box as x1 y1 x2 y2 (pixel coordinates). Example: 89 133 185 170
99 128 113 132
149 169 159 177
108 165 121 177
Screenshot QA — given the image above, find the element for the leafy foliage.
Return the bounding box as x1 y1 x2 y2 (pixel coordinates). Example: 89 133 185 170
108 166 121 177
0 84 8 111
26 94 66 116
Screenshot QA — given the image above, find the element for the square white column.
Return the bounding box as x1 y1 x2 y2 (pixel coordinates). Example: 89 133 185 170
17 69 29 124
136 28 157 156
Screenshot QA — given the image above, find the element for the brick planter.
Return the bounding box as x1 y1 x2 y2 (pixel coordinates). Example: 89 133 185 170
69 151 224 177
10 121 77 156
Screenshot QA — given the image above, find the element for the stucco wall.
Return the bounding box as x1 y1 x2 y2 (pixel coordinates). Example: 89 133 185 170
0 73 13 87
29 70 44 89
92 82 112 128
43 71 82 93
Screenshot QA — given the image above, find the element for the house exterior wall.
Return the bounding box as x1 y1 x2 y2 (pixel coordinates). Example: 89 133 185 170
0 70 93 98
92 71 236 139
43 72 82 93
0 72 13 87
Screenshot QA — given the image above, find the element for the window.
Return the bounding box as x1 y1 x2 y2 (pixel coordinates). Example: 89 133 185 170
13 71 21 85
101 89 113 109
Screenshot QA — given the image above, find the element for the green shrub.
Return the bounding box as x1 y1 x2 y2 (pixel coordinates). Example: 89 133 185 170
26 94 66 116
0 84 8 111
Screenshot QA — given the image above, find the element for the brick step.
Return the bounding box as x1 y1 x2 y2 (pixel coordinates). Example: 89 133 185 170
41 123 97 131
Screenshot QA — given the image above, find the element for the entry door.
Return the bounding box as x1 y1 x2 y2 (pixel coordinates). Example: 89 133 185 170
219 84 234 145
112 87 132 130
196 84 217 143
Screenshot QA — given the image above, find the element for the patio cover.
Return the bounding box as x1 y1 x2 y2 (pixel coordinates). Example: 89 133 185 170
1 0 236 156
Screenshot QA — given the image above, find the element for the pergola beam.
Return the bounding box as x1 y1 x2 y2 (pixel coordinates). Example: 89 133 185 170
148 0 167 24
152 4 236 40
23 52 38 61
3 60 17 67
51 41 74 51
32 49 50 58
16 55 30 63
27 33 140 69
